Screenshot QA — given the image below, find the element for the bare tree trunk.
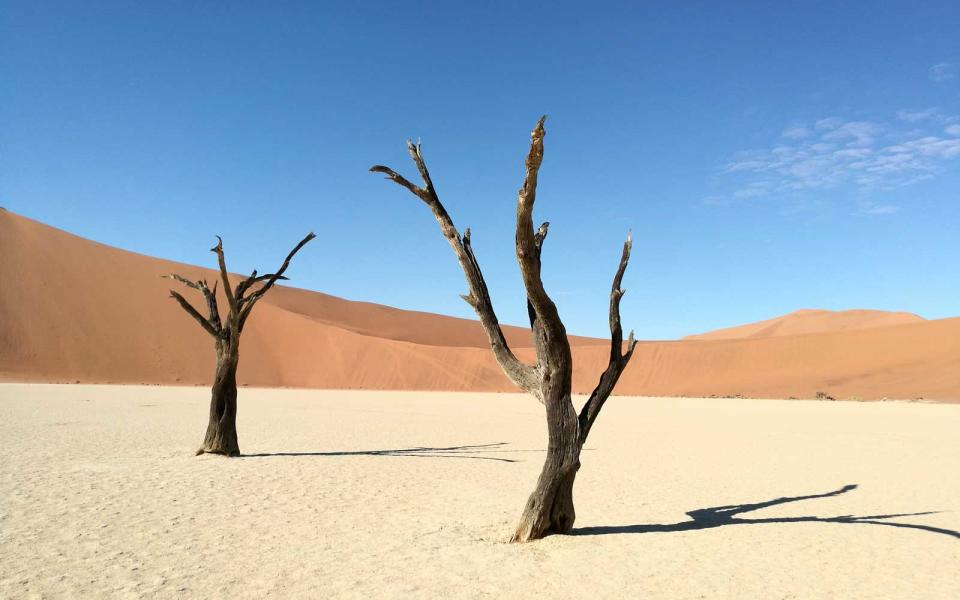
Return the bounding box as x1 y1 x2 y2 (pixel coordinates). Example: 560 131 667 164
197 348 240 456
512 383 583 541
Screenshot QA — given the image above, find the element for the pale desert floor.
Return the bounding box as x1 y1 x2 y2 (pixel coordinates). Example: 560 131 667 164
1 385 958 599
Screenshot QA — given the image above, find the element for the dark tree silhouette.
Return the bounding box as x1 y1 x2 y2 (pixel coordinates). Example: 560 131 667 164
166 233 314 456
371 117 636 541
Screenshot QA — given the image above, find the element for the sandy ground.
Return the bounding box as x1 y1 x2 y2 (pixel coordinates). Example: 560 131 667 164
1 385 958 599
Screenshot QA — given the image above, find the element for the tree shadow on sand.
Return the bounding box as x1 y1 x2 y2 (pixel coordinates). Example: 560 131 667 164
242 442 522 463
575 484 959 540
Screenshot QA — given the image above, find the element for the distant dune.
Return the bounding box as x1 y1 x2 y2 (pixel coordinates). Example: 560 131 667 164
684 308 925 340
1 209 958 400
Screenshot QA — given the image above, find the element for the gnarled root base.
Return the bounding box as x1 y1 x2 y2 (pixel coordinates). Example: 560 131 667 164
196 356 240 457
510 469 578 542
195 445 240 457
196 419 240 457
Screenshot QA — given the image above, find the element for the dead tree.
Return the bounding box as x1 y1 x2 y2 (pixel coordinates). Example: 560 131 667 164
165 233 315 457
371 117 636 542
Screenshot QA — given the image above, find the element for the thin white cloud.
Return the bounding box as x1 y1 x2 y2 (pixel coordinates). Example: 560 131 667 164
782 126 812 140
833 148 873 160
821 121 881 147
719 110 960 203
884 136 960 159
814 117 843 131
864 204 898 215
929 63 955 82
732 182 772 199
897 108 940 123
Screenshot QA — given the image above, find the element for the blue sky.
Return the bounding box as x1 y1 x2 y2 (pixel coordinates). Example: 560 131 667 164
2 1 958 339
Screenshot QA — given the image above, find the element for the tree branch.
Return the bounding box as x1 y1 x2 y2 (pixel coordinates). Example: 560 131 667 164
255 233 315 293
168 290 219 337
205 280 222 332
371 142 539 395
370 163 429 202
526 221 550 328
166 273 202 290
514 116 567 348
606 230 635 363
235 271 289 303
237 232 316 330
578 231 637 445
211 236 238 318
165 274 222 333
234 270 259 300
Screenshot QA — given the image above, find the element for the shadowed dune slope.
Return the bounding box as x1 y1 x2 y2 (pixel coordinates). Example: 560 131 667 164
684 308 925 340
1 209 957 400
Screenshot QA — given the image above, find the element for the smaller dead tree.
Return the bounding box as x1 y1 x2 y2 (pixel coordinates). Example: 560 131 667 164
166 233 315 457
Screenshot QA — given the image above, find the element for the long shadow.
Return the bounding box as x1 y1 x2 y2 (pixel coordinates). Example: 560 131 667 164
242 442 518 462
575 484 959 540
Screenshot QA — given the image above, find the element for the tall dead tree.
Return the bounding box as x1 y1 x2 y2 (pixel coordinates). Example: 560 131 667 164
371 117 636 542
166 233 315 457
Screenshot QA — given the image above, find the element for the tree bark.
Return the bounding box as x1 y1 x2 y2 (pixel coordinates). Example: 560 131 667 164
512 387 582 541
197 347 240 456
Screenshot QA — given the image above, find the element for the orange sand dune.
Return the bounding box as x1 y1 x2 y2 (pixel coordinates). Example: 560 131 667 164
263 284 606 349
684 308 924 340
1 209 957 400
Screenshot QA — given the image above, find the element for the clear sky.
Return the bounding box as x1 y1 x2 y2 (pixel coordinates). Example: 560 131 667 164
2 1 958 339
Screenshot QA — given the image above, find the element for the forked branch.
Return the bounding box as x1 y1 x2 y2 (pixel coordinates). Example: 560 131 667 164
371 144 538 395
515 117 564 338
168 289 220 337
578 231 637 444
165 274 222 337
526 221 550 329
237 232 316 330
211 236 238 318
166 233 315 337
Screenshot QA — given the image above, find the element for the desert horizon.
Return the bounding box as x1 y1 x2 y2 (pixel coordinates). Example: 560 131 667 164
3 208 957 402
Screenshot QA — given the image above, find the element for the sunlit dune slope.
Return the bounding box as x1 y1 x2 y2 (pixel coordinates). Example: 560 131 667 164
1 209 957 400
684 308 924 340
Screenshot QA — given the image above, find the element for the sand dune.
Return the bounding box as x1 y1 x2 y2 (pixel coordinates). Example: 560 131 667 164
1 209 958 400
684 308 924 340
2 384 958 598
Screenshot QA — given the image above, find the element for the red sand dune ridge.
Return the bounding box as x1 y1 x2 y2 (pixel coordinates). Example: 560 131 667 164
683 308 924 340
1 209 958 400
